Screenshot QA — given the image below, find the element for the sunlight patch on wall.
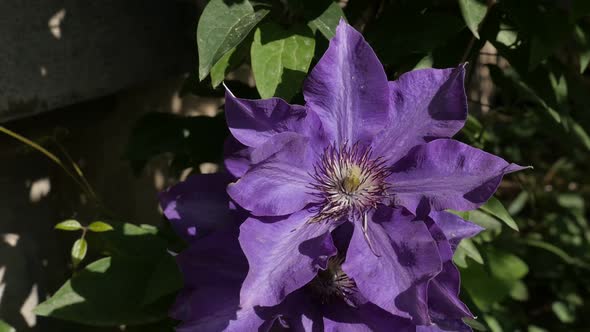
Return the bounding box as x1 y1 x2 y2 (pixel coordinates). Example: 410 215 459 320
48 9 66 39
28 177 51 203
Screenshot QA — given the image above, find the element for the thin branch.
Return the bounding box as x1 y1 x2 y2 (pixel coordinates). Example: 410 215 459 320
0 126 94 203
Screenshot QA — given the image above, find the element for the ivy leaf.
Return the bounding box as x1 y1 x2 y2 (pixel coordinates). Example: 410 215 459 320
197 0 269 80
71 238 88 268
210 48 237 88
251 23 315 100
34 257 170 326
141 254 182 306
458 0 487 39
55 219 82 231
88 221 114 233
308 2 345 39
479 196 519 231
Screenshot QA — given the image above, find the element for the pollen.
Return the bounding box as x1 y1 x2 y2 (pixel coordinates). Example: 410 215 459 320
309 142 390 223
342 165 362 193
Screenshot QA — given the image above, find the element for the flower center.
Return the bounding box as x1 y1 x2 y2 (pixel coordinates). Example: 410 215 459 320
306 256 357 307
309 143 390 223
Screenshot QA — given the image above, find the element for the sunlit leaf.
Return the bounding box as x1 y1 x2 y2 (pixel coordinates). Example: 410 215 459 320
454 238 483 267
210 48 236 88
55 219 82 231
88 221 114 233
459 0 487 39
488 249 528 281
480 196 519 231
251 23 315 100
0 320 15 332
468 210 503 234
34 257 170 326
509 280 529 301
197 0 269 80
71 238 88 268
552 301 575 323
308 1 345 39
461 259 513 310
463 318 488 331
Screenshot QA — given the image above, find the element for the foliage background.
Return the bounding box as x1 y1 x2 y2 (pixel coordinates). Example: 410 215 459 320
9 0 590 331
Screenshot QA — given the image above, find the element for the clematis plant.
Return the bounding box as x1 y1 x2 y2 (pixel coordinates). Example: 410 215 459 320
160 174 482 331
223 20 526 329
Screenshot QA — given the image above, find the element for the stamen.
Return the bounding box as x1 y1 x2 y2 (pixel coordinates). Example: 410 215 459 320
308 142 390 224
306 256 358 306
362 212 380 257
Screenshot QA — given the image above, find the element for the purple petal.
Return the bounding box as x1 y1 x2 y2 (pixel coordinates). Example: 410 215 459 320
225 89 306 147
227 132 316 216
372 66 467 163
343 207 441 323
239 210 337 308
268 286 415 332
430 211 484 252
425 219 473 325
322 301 416 332
172 231 254 331
225 89 326 149
390 139 528 214
224 136 252 179
303 20 389 145
417 323 472 332
159 173 235 242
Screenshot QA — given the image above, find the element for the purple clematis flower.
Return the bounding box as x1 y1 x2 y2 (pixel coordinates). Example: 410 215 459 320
224 20 526 326
160 173 482 331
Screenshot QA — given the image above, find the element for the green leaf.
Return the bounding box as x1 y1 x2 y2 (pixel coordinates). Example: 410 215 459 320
141 254 182 306
488 249 528 281
0 320 15 332
460 259 514 311
197 0 269 80
34 257 170 326
508 191 528 215
71 238 88 268
55 219 82 231
483 315 503 332
552 301 575 323
210 48 236 88
496 29 518 48
463 318 488 331
488 65 562 124
521 238 590 269
307 2 345 39
528 326 549 332
468 210 503 233
458 0 487 39
88 221 114 233
454 238 483 268
480 196 519 231
251 23 315 100
509 280 529 301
